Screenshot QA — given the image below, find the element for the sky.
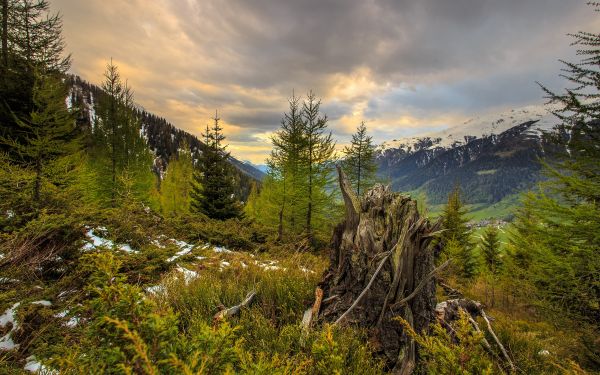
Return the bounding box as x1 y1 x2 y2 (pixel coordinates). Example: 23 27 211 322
53 0 598 164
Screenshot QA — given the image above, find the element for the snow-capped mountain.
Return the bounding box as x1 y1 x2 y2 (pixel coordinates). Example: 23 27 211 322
381 104 558 152
377 105 565 215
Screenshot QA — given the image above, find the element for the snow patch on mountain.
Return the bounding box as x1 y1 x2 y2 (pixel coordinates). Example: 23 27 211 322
381 104 559 152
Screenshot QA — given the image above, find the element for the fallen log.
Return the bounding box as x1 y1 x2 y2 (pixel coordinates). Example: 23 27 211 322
317 166 442 373
213 291 256 325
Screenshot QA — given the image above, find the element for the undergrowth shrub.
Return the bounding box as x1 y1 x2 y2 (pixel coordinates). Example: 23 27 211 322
396 310 496 374
43 252 382 374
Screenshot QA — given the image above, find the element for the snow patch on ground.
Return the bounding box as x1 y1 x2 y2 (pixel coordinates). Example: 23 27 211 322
213 245 232 254
82 227 138 254
255 260 286 271
24 355 56 374
176 265 198 284
0 302 20 351
31 300 52 307
166 240 195 262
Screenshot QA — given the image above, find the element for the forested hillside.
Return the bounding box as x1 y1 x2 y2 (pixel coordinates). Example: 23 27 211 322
377 119 564 207
0 0 599 374
65 75 263 200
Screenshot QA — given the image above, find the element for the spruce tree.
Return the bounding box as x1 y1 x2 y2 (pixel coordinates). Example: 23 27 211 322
480 225 502 275
0 0 71 157
301 91 335 241
190 111 242 220
341 121 377 196
2 71 79 205
440 185 476 279
510 3 600 324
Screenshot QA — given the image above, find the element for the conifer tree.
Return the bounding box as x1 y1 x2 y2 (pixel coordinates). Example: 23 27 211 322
91 61 155 207
440 185 476 279
480 225 502 275
302 91 335 241
510 3 600 324
190 111 242 220
270 93 307 237
2 71 79 205
341 121 377 196
160 142 193 217
0 0 71 156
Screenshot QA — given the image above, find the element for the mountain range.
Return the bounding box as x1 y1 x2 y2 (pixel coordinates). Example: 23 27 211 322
376 104 562 219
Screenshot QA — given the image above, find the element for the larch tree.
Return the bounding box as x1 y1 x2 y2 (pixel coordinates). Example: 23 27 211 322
91 60 155 207
270 93 307 238
341 121 377 196
301 91 335 241
160 141 193 217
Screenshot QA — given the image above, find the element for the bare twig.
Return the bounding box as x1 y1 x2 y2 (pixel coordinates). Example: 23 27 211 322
334 251 392 325
481 309 516 373
391 259 451 309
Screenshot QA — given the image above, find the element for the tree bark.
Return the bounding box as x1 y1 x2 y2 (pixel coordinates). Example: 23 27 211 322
316 166 441 373
1 0 8 67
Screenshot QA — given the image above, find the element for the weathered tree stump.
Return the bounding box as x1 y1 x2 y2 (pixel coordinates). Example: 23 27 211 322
317 166 442 374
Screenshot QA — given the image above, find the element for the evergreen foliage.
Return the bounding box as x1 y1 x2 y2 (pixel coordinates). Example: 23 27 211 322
89 61 156 208
440 185 477 279
341 121 376 196
509 2 600 329
0 0 70 156
245 92 339 243
480 225 502 275
2 71 79 203
190 112 243 220
160 142 193 217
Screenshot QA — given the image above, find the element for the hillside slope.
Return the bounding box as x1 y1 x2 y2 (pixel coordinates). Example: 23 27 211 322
65 75 265 198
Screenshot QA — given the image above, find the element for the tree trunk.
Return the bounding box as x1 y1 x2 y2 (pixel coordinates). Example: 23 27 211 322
316 166 441 373
1 0 8 67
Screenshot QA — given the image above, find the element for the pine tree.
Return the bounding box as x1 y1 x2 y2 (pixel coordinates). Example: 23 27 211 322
301 91 335 241
341 121 377 196
190 111 242 220
440 185 476 279
1 71 79 205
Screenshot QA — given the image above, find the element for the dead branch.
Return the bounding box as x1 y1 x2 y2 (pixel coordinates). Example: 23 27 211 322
213 291 256 325
302 287 324 331
334 250 392 325
481 309 516 373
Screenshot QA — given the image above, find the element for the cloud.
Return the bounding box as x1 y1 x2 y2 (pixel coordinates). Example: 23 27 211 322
52 0 596 162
